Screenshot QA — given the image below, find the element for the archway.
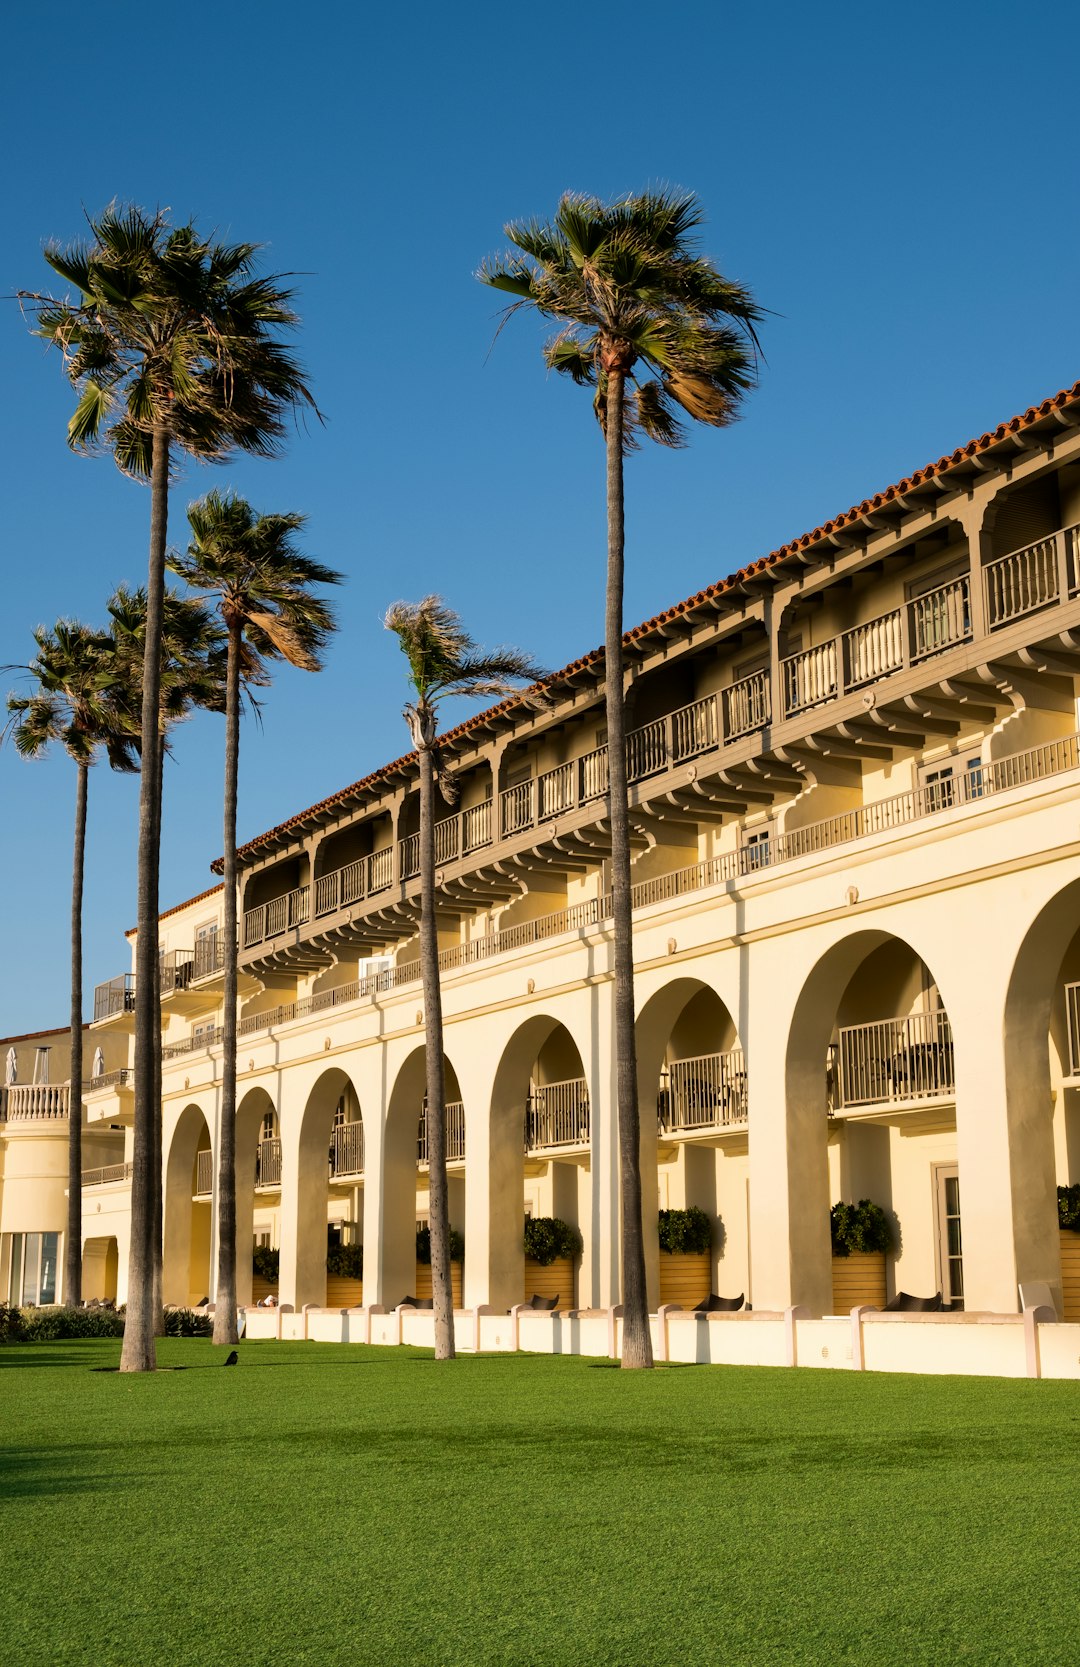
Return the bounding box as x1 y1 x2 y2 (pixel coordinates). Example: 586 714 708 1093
636 978 746 1307
485 1015 591 1311
236 1086 277 1307
784 930 956 1315
295 1068 365 1309
380 1048 464 1309
82 1236 118 1303
163 1105 213 1307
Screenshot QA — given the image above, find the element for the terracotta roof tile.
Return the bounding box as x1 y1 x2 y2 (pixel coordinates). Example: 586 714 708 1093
213 376 1080 871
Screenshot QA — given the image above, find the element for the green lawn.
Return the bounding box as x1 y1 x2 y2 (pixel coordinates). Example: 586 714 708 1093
1 1340 1077 1666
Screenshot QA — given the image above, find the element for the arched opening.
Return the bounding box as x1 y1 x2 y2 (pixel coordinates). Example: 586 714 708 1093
163 1105 213 1307
637 979 746 1308
295 1068 365 1309
1004 875 1080 1319
486 1016 590 1312
785 931 956 1316
235 1087 277 1308
81 1236 118 1304
380 1048 464 1309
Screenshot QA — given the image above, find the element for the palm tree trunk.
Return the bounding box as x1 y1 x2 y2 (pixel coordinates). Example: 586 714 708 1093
604 364 653 1369
419 741 454 1360
213 616 242 1346
65 761 88 1308
152 742 165 1335
120 422 168 1373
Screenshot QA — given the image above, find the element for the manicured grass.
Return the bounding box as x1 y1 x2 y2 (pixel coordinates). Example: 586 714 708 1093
1 1341 1077 1666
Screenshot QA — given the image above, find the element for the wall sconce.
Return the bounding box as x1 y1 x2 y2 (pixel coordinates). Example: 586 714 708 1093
324 1037 332 1052
667 938 677 955
416 1010 424 1026
527 978 535 995
846 886 859 907
248 1059 254 1073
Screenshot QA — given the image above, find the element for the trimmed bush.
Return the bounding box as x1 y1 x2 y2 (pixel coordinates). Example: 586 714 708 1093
658 1206 712 1255
830 1198 892 1257
326 1243 364 1278
1059 1184 1080 1233
253 1246 280 1281
18 1306 125 1341
415 1224 464 1265
523 1216 582 1266
163 1307 213 1337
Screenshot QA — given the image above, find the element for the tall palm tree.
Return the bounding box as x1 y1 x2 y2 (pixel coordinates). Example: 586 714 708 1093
170 491 340 1345
5 622 137 1307
385 597 545 1360
107 586 227 1329
21 204 317 1372
479 190 763 1367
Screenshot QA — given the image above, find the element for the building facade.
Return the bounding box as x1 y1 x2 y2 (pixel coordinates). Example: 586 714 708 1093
7 378 1080 1342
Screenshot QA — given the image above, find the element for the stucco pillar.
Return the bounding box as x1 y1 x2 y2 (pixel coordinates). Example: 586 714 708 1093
464 1058 523 1311
590 979 621 1308
362 1099 416 1309
746 941 832 1315
277 1112 303 1310
955 499 993 641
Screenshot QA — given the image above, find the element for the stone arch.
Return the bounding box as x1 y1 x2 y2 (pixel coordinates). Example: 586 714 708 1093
379 1048 464 1308
295 1067 364 1308
636 976 746 1306
235 1086 276 1307
484 1013 591 1310
81 1236 118 1303
783 927 955 1314
163 1103 213 1307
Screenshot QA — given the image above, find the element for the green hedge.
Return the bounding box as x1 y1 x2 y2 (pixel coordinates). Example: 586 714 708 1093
658 1206 712 1255
252 1246 280 1281
830 1199 892 1257
326 1243 364 1278
0 1304 211 1341
415 1224 465 1265
523 1216 582 1266
1059 1185 1080 1233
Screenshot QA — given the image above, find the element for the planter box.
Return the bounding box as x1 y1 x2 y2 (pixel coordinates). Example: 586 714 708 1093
415 1260 463 1308
658 1250 712 1308
325 1275 363 1308
524 1255 575 1310
1061 1230 1080 1322
831 1250 887 1312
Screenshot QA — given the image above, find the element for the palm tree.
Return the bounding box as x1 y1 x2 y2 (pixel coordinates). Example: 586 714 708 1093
479 190 763 1367
385 597 545 1360
5 623 137 1308
107 585 227 1329
21 204 317 1372
170 490 340 1345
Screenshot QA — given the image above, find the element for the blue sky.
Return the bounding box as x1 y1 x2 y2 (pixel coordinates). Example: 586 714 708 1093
2 0 1078 1034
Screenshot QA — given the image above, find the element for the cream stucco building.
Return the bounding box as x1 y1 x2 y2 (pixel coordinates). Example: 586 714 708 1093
6 377 1080 1370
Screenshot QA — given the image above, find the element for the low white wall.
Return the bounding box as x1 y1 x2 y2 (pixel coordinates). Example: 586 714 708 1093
233 1304 1080 1381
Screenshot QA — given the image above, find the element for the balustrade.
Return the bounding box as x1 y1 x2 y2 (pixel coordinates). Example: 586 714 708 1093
782 640 839 715
255 1138 282 1188
195 1149 213 1196
626 718 668 782
723 669 770 739
909 576 970 660
525 1078 590 1151
836 1011 954 1108
658 1050 747 1132
331 1120 365 1177
842 609 904 688
1 1083 71 1121
1066 981 1080 1078
984 533 1062 627
82 1161 133 1188
417 1101 465 1166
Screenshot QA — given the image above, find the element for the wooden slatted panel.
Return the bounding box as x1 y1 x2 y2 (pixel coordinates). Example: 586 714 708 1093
251 1275 279 1304
415 1261 464 1308
1061 1232 1080 1323
658 1251 712 1308
831 1252 887 1313
524 1256 575 1309
325 1275 363 1308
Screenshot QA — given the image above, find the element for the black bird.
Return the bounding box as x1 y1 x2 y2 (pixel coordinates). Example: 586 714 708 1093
224 1350 238 1367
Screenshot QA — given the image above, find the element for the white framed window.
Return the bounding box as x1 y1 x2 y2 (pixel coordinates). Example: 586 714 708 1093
7 1231 59 1305
740 822 774 873
934 1164 964 1309
920 748 984 813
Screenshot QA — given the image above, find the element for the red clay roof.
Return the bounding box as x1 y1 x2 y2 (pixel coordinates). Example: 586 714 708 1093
213 375 1080 872
128 881 224 938
1 1024 87 1046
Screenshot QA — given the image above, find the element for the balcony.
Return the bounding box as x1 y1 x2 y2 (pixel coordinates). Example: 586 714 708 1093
330 1121 365 1179
658 1050 747 1136
82 1161 133 1188
525 1078 590 1155
417 1102 465 1168
1065 982 1080 1078
93 974 136 1027
255 1137 281 1190
0 1082 72 1122
192 935 226 984
834 1011 955 1119
195 1149 213 1197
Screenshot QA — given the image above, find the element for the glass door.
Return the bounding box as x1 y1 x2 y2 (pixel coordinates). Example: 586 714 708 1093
935 1166 964 1308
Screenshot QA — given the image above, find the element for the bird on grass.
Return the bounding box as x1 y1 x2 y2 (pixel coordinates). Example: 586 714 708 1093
224 1351 238 1367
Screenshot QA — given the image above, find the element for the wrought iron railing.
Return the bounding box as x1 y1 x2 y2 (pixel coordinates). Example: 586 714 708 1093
330 1121 365 1177
82 1161 133 1187
836 1011 954 1108
417 1101 465 1166
195 1149 213 1196
525 1078 590 1152
94 974 135 1022
255 1138 282 1188
658 1050 747 1132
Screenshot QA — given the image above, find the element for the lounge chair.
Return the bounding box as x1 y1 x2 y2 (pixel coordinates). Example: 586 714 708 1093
883 1291 942 1312
694 1293 744 1313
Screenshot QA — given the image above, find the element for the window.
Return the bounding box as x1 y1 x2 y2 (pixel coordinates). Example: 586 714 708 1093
7 1232 59 1305
741 823 773 873
920 749 983 813
935 1166 964 1309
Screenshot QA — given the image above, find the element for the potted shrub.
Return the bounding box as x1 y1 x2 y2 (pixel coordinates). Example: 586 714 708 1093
415 1224 464 1308
251 1244 279 1304
523 1216 582 1309
1058 1185 1080 1322
830 1199 892 1311
658 1206 713 1307
325 1241 364 1308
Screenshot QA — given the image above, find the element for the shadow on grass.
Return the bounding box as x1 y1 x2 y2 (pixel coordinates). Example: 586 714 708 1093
0 1447 126 1501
